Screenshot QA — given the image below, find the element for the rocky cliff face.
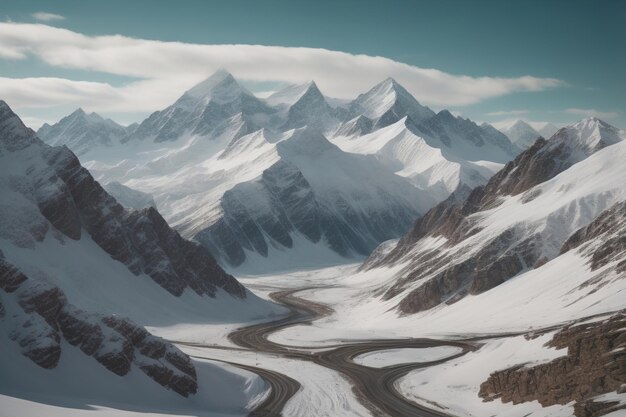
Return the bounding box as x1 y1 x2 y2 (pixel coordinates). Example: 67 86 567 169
0 254 198 397
0 100 252 396
195 128 432 266
34 142 245 298
479 311 626 416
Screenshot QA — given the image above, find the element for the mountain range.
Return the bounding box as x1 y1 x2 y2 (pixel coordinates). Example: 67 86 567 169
4 67 626 416
37 70 524 268
0 100 280 401
364 116 626 315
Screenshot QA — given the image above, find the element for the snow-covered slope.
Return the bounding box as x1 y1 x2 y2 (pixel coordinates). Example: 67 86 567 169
538 122 559 138
37 109 130 155
363 117 626 315
196 127 435 267
0 100 280 408
500 119 542 149
129 70 275 142
332 115 518 201
103 181 157 209
269 82 338 131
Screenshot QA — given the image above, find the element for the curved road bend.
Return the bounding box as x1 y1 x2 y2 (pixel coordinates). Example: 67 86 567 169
225 287 478 417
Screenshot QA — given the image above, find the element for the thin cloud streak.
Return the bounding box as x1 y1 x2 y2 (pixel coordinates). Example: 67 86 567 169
564 108 619 120
32 12 65 22
0 22 564 114
485 110 529 117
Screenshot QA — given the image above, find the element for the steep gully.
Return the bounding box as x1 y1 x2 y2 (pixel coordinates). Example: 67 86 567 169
176 287 478 417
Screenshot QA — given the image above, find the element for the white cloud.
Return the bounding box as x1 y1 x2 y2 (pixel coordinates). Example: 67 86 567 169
564 108 619 120
0 22 563 114
32 12 65 22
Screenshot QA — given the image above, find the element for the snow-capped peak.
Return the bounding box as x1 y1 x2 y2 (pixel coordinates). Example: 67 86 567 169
63 108 107 124
266 81 322 106
538 122 559 138
510 119 536 132
347 77 435 126
501 119 542 149
545 117 625 162
36 107 128 155
185 69 248 102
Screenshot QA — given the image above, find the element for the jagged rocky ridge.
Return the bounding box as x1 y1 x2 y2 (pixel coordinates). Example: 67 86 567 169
479 310 626 417
196 127 432 266
128 69 276 143
364 117 626 314
59 70 522 268
0 100 251 396
38 108 131 155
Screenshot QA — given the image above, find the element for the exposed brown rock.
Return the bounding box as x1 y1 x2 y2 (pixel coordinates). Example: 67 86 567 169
561 200 626 271
397 230 540 314
574 399 626 417
0 255 198 396
368 124 625 315
479 311 626 416
42 145 245 298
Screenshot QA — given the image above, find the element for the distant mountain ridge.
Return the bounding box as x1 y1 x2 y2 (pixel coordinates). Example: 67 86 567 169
364 116 626 315
39 70 525 269
37 108 132 155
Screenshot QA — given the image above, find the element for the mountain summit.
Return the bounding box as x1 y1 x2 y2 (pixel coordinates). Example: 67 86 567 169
37 108 129 155
346 77 435 129
130 70 274 142
500 120 543 149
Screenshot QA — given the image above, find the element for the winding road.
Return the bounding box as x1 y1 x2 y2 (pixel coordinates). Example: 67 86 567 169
225 287 477 417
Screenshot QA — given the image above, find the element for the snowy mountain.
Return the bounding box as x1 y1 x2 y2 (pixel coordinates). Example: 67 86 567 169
0 101 278 402
37 109 130 155
196 127 435 267
500 119 543 149
538 122 559 138
129 69 275 142
42 70 524 269
364 117 626 315
344 78 436 131
268 81 338 131
332 113 519 201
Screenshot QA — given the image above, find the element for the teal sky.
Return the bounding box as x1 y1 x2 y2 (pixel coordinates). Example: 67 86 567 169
1 0 625 129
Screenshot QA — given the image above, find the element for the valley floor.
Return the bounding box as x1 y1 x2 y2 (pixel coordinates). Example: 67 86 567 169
3 263 625 417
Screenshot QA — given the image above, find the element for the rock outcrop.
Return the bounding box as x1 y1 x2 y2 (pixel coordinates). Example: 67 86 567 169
560 200 626 274
0 100 245 299
0 255 198 396
479 311 626 416
365 117 626 315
